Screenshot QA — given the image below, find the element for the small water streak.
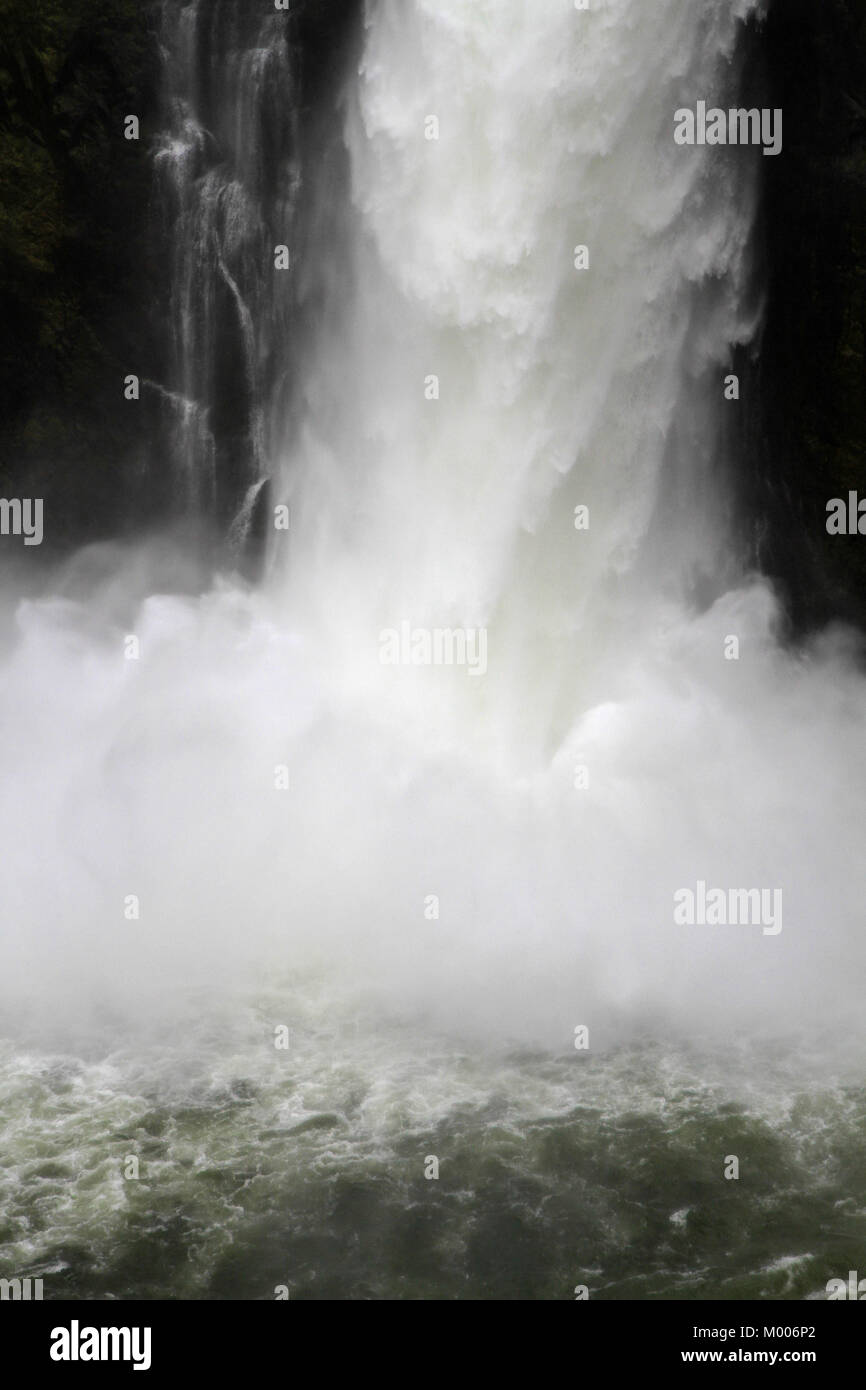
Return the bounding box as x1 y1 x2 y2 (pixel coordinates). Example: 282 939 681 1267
152 0 299 526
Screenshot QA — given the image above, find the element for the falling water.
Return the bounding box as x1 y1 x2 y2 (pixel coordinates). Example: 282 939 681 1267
1 0 865 1301
277 0 765 756
152 0 298 530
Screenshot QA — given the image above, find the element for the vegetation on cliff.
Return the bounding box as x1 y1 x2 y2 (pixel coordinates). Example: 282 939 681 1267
0 0 159 539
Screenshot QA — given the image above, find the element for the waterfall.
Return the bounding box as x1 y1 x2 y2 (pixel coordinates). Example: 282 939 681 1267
276 0 765 757
151 0 298 533
2 0 865 1040
3 0 866 1306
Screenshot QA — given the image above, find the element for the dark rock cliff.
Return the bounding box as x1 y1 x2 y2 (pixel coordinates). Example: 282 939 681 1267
753 0 866 630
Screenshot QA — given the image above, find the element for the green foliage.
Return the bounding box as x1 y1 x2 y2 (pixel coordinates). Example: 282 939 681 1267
0 0 158 534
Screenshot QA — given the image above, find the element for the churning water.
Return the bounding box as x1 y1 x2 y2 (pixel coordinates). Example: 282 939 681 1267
1 0 865 1299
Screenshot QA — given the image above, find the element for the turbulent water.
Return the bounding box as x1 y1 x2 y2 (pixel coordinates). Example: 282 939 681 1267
1 0 866 1300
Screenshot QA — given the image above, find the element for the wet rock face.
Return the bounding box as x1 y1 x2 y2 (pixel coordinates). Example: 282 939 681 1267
0 0 364 555
755 0 866 631
290 0 365 112
0 0 161 545
146 0 365 555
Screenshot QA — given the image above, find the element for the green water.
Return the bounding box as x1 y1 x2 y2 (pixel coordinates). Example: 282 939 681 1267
1 1000 864 1301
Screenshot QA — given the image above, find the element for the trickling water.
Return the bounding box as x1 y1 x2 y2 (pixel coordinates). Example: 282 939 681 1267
152 0 298 527
1 0 865 1301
